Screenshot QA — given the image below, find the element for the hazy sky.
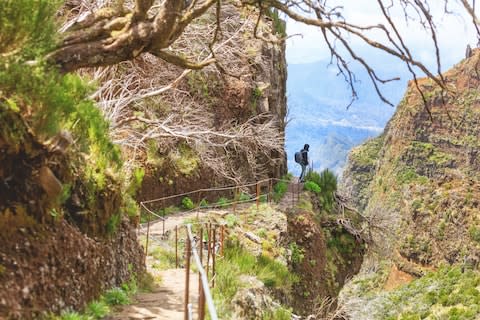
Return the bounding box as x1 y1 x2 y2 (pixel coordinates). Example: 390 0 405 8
286 1 479 71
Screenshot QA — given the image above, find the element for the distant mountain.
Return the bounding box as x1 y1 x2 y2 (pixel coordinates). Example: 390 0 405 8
286 59 409 178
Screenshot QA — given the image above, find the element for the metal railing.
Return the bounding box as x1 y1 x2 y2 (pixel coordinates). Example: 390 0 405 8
138 177 301 319
185 223 219 320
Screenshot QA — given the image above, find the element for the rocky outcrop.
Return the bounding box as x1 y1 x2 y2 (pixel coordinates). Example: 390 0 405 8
287 196 365 316
138 5 287 206
0 102 144 318
0 219 143 319
343 51 480 268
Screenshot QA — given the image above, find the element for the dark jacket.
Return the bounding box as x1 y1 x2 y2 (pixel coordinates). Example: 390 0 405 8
301 149 308 166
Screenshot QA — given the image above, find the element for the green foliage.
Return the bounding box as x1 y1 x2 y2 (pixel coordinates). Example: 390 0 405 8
58 184 72 205
104 287 130 306
259 194 268 203
289 242 305 265
181 196 195 210
224 214 239 228
266 8 286 37
150 247 177 270
262 306 292 320
170 143 199 176
86 301 110 319
304 181 321 194
213 241 297 317
273 180 288 202
306 169 337 212
396 167 428 185
0 0 58 58
350 135 384 167
199 198 209 208
216 197 230 207
106 214 121 235
469 225 480 243
128 168 145 196
238 192 252 201
157 205 180 217
56 311 89 320
380 267 480 319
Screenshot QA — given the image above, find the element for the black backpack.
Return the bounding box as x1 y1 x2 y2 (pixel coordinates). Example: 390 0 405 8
294 151 302 164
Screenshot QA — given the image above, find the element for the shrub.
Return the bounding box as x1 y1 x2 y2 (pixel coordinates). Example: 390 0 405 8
104 287 130 305
289 242 305 265
225 214 239 228
199 198 209 208
106 214 121 235
216 197 230 207
86 300 110 319
181 196 195 210
469 225 480 243
305 169 337 212
238 192 251 201
304 181 321 194
273 180 288 202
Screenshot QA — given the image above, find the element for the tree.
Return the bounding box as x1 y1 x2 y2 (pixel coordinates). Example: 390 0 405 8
59 0 287 183
51 1 480 107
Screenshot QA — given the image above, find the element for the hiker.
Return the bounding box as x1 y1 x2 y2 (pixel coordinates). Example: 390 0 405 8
295 144 309 182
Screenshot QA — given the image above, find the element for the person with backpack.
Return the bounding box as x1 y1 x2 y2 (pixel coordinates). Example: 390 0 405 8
295 144 309 182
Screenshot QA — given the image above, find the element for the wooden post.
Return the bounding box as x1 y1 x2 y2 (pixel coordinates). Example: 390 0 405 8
175 226 178 268
220 225 225 256
212 226 216 288
162 219 165 236
184 232 191 320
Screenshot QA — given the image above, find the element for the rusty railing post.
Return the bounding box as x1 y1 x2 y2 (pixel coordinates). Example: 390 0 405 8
220 225 225 256
175 225 178 268
184 229 191 320
212 226 216 288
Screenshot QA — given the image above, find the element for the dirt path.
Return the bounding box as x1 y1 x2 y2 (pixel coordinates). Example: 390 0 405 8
278 178 302 212
140 208 231 238
107 269 199 320
109 190 296 320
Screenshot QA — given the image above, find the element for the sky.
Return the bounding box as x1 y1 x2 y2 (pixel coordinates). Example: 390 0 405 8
286 0 479 70
283 0 480 176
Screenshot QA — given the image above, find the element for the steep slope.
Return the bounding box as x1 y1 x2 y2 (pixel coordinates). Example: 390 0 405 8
344 51 480 267
339 50 480 318
137 5 288 205
0 2 144 318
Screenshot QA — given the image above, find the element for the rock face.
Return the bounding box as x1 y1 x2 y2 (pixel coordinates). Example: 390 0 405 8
0 220 144 319
341 51 480 270
287 200 365 316
138 5 287 206
0 106 144 319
